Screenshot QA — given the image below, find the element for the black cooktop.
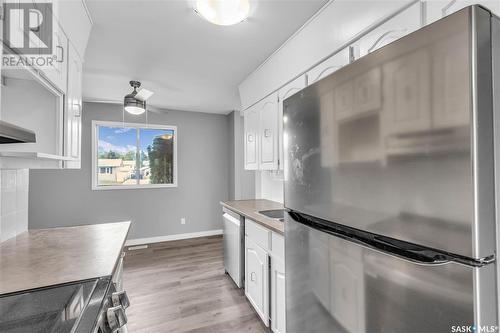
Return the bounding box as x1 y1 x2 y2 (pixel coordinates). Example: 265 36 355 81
0 277 109 333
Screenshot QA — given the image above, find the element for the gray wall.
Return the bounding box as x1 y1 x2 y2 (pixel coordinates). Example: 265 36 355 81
29 102 229 240
233 111 255 199
228 111 235 200
226 110 255 200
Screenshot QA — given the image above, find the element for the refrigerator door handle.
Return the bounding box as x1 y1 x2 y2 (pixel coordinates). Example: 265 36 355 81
288 211 495 267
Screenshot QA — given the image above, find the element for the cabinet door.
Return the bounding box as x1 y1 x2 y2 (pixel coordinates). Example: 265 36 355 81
56 0 92 60
354 2 422 58
381 49 431 136
33 0 68 93
244 105 259 170
245 236 269 326
64 43 82 168
271 256 286 333
259 93 279 170
278 76 307 170
306 48 349 86
425 0 500 24
42 21 68 93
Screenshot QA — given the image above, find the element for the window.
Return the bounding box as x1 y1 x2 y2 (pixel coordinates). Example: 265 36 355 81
92 121 177 190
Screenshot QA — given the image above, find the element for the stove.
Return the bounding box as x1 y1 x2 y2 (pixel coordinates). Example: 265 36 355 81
0 276 129 333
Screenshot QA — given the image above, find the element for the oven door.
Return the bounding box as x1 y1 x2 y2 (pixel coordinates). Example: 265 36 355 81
285 215 495 333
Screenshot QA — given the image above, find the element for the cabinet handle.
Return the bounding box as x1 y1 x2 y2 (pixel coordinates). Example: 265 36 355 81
56 45 64 63
349 45 358 63
247 134 254 143
74 103 82 117
367 29 407 53
251 272 256 282
264 129 272 138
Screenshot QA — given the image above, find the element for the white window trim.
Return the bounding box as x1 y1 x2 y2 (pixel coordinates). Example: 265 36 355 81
92 120 178 191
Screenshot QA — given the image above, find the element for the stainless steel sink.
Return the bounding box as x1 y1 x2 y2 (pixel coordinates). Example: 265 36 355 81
258 209 285 222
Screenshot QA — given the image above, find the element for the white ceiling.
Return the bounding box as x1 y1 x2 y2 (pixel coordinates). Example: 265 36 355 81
83 0 328 114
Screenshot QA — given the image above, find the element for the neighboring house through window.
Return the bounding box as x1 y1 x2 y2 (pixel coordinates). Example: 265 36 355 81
92 120 178 190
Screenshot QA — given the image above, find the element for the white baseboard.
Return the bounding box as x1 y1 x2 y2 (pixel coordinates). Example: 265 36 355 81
125 229 223 247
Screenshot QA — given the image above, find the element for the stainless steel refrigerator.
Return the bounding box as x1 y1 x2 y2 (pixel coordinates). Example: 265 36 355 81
283 6 499 333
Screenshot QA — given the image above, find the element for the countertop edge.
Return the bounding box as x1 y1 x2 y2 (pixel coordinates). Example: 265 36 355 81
220 200 285 235
110 221 131 277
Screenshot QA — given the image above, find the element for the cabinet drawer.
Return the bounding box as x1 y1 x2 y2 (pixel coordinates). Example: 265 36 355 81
245 219 271 251
271 232 284 260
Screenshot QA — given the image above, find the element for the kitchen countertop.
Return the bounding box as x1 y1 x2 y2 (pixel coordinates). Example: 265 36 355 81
0 221 130 295
220 199 285 235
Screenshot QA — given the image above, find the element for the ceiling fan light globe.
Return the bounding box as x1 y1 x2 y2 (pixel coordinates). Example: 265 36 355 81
195 0 250 26
124 105 146 115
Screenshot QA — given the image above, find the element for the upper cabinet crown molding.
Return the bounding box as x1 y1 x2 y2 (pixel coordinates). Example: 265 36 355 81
240 0 500 173
238 0 417 110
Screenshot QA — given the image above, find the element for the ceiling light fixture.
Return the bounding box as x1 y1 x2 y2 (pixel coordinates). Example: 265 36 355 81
123 81 154 115
195 0 250 26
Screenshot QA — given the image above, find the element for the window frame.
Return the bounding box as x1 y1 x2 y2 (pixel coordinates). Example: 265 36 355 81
92 120 178 190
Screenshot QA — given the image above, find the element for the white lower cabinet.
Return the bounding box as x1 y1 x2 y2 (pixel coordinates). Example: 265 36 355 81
245 219 286 331
270 253 286 333
245 235 269 325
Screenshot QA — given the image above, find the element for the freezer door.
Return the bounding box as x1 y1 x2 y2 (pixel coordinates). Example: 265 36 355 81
285 216 497 333
283 6 496 259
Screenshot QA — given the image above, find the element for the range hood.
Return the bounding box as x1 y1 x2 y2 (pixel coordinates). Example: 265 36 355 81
0 121 36 144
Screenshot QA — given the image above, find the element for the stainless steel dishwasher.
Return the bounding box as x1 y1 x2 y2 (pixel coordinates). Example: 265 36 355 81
222 207 245 288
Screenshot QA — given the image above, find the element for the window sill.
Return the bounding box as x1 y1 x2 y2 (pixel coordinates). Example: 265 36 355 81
92 183 178 191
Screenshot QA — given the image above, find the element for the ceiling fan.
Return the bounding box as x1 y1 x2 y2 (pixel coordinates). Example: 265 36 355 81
123 81 154 115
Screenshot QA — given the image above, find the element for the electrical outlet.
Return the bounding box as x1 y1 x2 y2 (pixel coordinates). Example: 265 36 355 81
181 218 186 225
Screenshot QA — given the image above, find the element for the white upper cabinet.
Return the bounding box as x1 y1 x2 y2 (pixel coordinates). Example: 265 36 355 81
54 0 92 60
238 1 415 110
244 105 259 170
41 21 68 94
0 0 91 169
259 93 279 170
278 75 307 170
425 0 500 24
64 43 83 169
244 93 280 171
353 2 422 58
306 48 350 86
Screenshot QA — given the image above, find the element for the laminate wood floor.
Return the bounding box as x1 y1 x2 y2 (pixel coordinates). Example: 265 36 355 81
123 235 271 333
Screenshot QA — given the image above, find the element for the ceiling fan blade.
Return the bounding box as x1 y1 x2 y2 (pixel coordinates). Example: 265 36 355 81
135 88 154 101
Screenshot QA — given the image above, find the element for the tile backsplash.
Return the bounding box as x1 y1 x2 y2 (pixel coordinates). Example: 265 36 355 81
0 169 28 243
